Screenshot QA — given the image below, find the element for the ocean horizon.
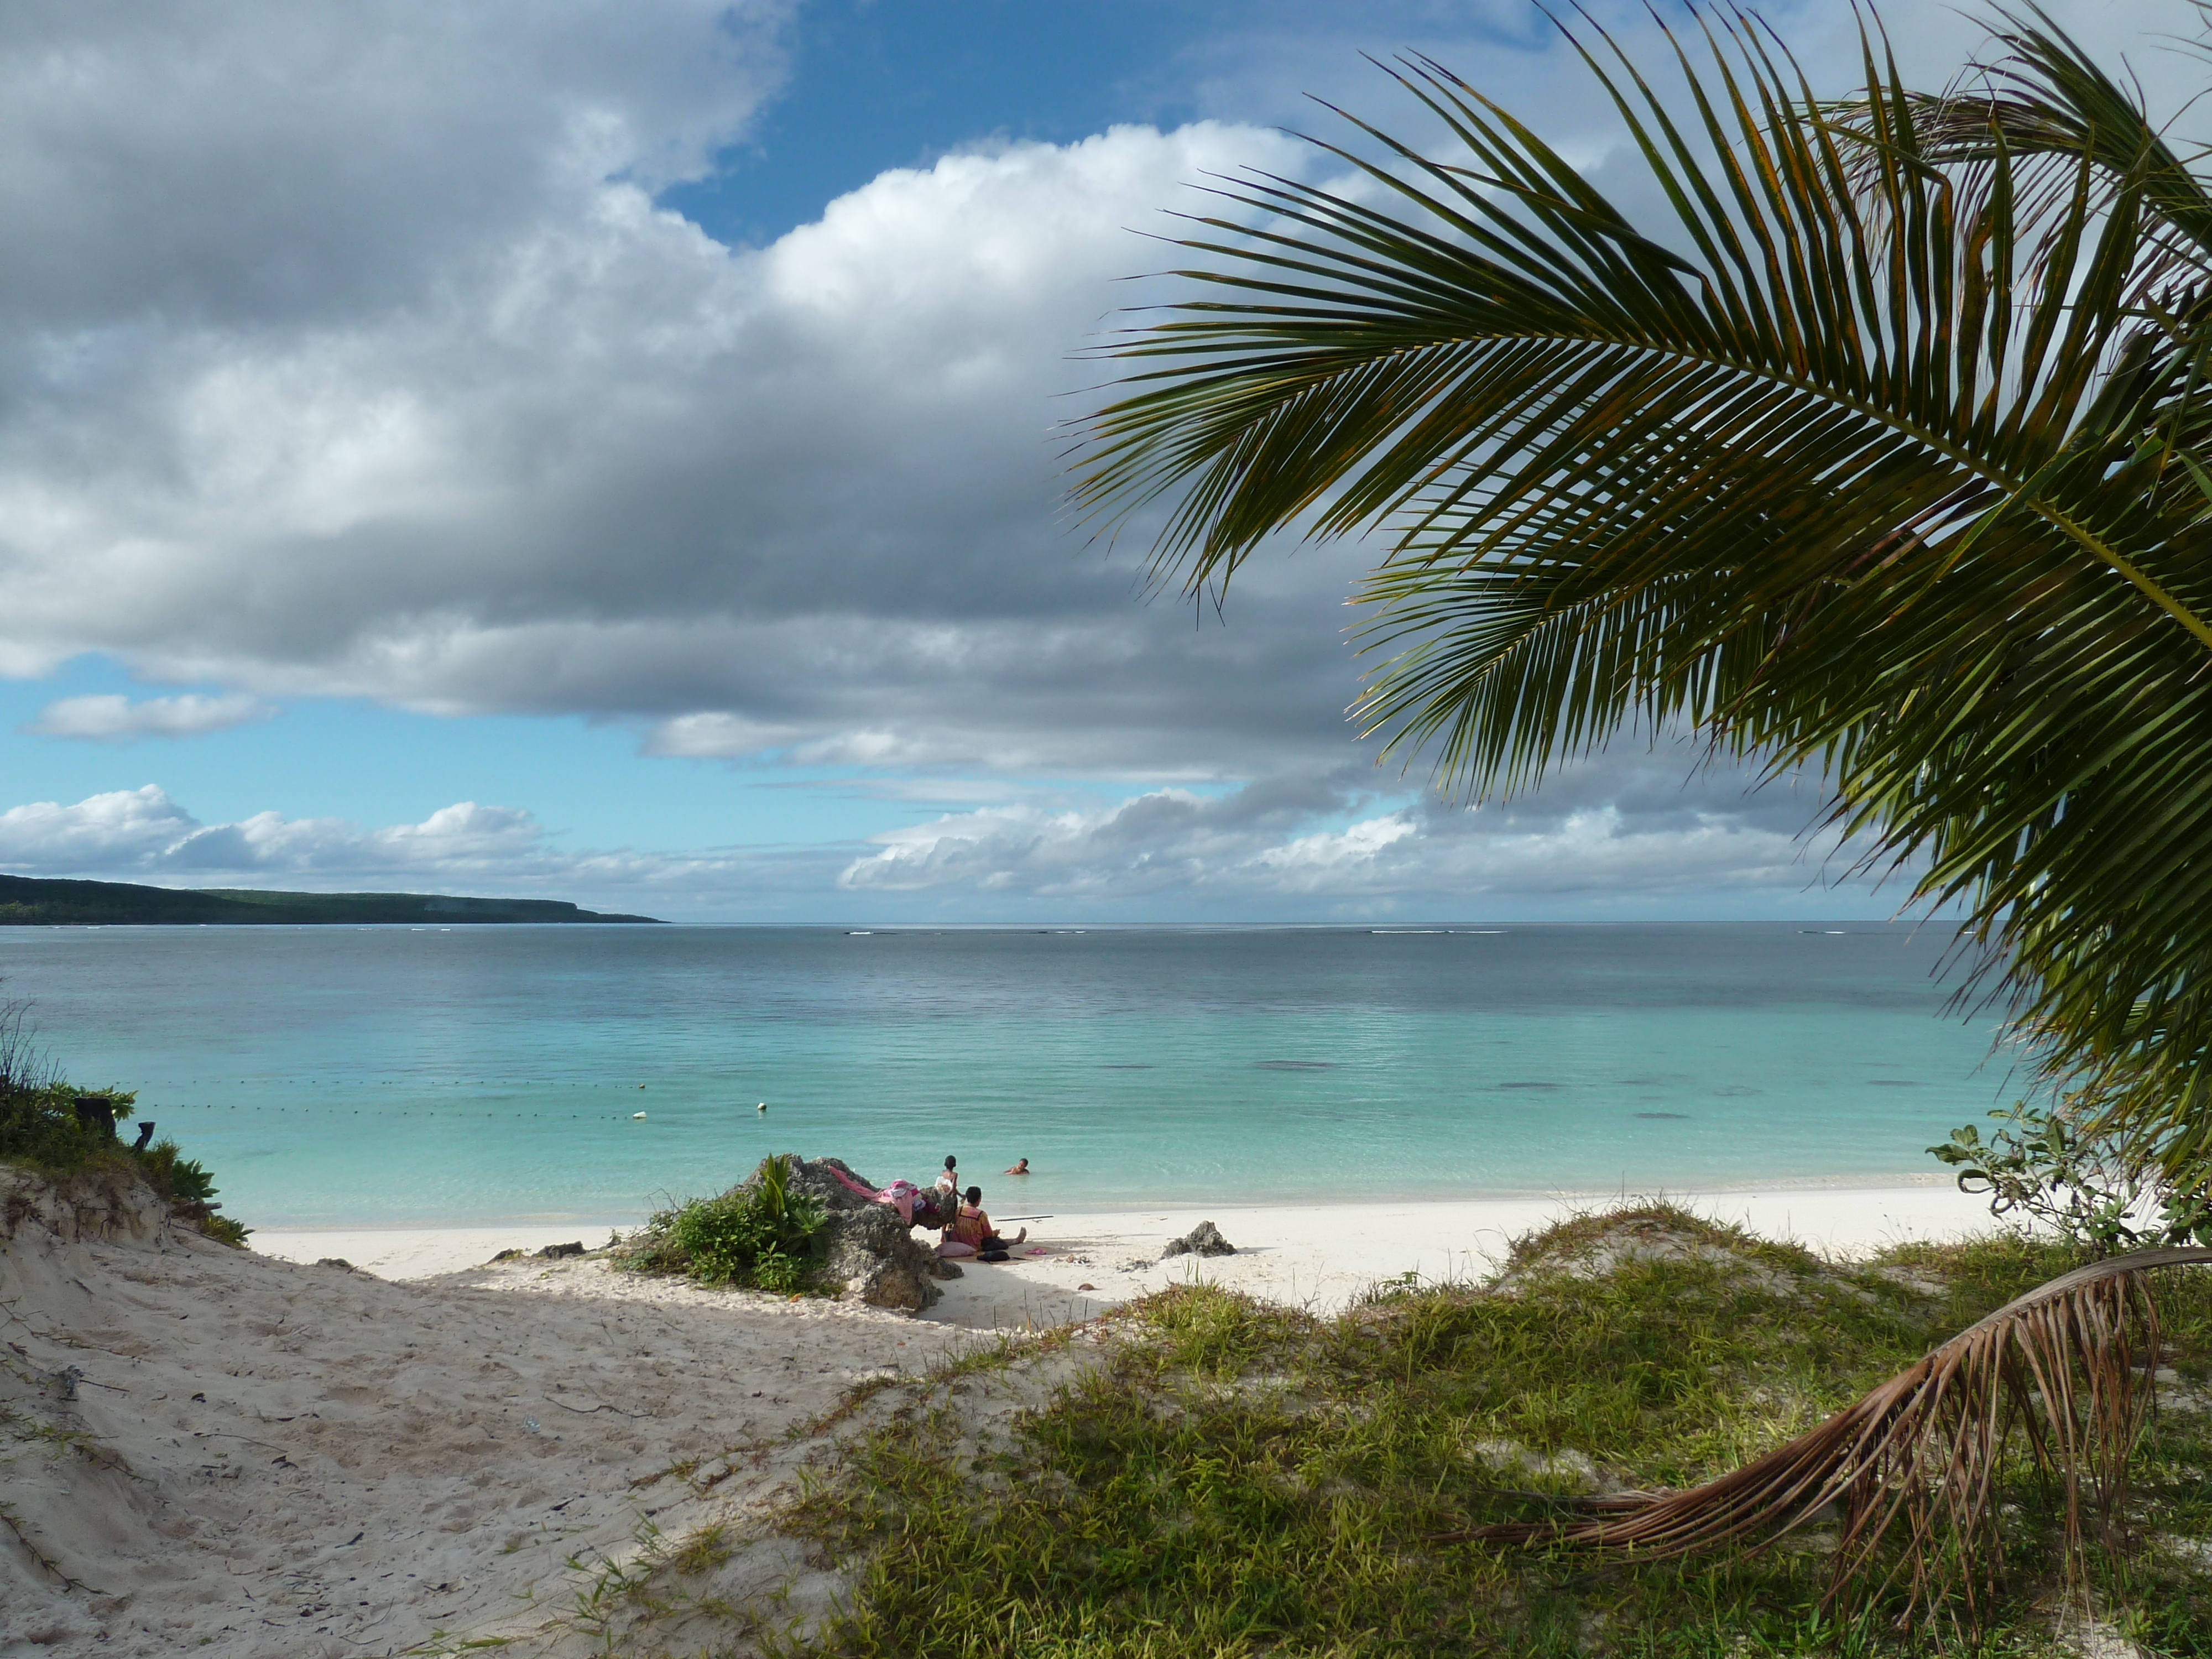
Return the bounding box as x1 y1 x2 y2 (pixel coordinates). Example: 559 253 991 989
1 921 2016 1229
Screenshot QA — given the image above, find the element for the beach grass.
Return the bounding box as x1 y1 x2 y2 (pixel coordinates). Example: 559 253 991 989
776 1211 2212 1657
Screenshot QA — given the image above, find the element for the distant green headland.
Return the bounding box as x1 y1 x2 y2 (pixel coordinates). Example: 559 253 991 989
0 874 665 926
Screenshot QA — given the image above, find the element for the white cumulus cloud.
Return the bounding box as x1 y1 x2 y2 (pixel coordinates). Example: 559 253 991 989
25 692 277 741
0 787 546 878
0 786 792 916
837 750 1864 913
0 753 1905 922
0 86 1328 776
0 785 199 869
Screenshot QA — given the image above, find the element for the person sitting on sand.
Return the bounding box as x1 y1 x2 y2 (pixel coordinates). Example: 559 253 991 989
935 1154 959 1196
936 1213 978 1258
1003 1157 1029 1175
951 1186 1025 1256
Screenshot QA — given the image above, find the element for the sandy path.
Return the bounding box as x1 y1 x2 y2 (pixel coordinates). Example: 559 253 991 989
1 1177 984 1659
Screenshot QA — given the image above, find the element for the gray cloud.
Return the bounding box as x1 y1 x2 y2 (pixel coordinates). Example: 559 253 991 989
0 0 793 329
0 102 1363 779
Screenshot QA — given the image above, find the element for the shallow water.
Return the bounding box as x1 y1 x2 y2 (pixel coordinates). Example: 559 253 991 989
0 922 2015 1228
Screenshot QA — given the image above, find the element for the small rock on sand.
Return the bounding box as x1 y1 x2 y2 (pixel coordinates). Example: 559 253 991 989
1160 1220 1236 1260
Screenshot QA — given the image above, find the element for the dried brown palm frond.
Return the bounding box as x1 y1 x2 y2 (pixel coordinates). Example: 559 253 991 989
1451 1246 2212 1626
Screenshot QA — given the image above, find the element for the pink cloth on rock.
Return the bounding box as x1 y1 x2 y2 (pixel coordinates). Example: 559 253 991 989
825 1166 929 1224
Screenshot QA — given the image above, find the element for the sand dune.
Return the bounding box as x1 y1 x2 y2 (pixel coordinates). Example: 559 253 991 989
1 1170 979 1657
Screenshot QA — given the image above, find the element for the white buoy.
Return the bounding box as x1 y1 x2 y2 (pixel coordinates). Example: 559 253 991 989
757 1101 768 1113
632 1111 647 1120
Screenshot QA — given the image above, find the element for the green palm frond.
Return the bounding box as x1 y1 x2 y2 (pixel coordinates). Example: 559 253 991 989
1071 5 2212 1170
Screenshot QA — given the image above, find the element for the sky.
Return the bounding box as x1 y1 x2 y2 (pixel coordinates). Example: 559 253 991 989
0 0 2198 924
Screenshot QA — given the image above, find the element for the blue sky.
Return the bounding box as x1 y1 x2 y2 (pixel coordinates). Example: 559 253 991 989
0 0 2185 922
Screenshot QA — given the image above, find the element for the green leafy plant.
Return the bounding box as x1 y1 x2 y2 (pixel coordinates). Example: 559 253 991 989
137 1137 216 1204
196 1214 251 1248
0 1083 135 1172
1933 1099 2212 1254
133 1135 250 1246
656 1155 825 1290
0 982 243 1243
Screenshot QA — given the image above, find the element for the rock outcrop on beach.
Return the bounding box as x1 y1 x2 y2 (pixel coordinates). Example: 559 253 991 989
1160 1220 1236 1260
783 1157 947 1313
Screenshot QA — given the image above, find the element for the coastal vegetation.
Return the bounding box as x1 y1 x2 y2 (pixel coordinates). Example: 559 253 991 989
1936 1099 2212 1254
771 1211 2212 1657
0 871 663 926
1062 11 2212 1636
612 1155 952 1311
623 1154 831 1292
0 987 246 1245
1074 5 2212 1188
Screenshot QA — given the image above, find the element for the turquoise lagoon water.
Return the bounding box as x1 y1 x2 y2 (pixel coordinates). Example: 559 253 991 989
0 923 2017 1229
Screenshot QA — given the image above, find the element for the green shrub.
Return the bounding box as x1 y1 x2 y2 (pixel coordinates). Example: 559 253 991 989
0 987 245 1245
135 1136 249 1246
137 1136 215 1203
0 1099 249 1246
198 1213 252 1248
1932 1096 2212 1254
0 1082 135 1173
653 1154 826 1291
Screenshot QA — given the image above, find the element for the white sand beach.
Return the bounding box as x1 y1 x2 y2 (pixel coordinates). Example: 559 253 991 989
257 1177 1997 1327
6 1172 2000 1658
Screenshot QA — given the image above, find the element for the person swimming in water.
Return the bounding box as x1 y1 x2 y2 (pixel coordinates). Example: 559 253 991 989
1003 1157 1029 1175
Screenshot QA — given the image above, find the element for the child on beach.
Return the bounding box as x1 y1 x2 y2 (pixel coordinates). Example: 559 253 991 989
935 1155 959 1196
